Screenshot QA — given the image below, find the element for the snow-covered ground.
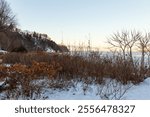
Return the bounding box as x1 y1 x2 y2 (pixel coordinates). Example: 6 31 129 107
0 77 149 100
0 49 7 53
41 78 150 100
123 78 150 99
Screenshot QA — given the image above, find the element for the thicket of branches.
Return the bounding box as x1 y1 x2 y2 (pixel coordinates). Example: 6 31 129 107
108 30 150 77
0 0 16 32
0 51 149 99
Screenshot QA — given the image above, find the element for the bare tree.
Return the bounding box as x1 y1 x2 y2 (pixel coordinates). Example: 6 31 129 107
145 34 150 67
108 30 141 64
126 31 140 63
137 33 150 70
108 31 130 60
0 0 16 32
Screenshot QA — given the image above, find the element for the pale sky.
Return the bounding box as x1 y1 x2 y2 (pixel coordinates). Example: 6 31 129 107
6 0 150 49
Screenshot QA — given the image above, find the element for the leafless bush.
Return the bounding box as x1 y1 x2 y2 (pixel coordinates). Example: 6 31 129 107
96 79 133 100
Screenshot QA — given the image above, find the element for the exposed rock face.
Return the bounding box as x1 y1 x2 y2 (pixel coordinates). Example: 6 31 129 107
0 31 33 52
0 32 10 50
0 31 69 52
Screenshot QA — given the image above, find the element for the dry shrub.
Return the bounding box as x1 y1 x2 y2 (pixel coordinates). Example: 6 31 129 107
0 61 61 99
3 52 145 83
2 51 52 65
56 53 144 85
1 51 147 96
107 56 143 84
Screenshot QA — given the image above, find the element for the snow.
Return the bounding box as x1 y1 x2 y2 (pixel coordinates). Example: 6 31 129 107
0 49 7 53
46 48 55 53
44 83 100 100
124 78 150 100
0 77 150 100
42 78 150 100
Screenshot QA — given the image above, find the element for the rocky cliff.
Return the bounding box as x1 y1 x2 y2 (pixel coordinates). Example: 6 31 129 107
0 30 69 52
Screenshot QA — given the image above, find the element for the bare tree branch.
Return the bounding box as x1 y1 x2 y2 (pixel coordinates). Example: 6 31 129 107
0 0 17 32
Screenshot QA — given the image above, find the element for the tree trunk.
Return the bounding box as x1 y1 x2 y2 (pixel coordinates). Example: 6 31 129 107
129 47 133 64
141 48 145 69
140 47 145 79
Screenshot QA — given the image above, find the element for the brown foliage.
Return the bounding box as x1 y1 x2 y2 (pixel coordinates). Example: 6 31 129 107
0 61 61 98
1 51 146 84
0 51 147 99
